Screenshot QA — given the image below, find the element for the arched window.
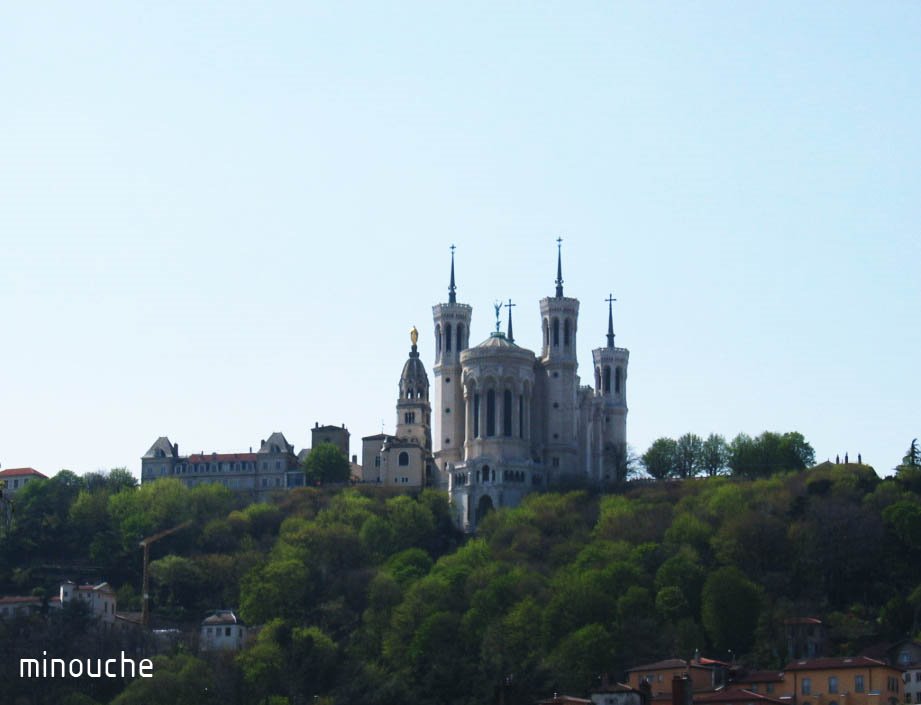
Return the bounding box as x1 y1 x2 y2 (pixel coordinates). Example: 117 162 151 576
473 393 480 438
564 318 571 346
552 318 560 346
543 318 549 348
518 394 524 438
615 367 622 393
457 323 465 350
603 366 611 393
503 389 512 436
435 324 441 354
486 389 496 436
595 366 601 391
445 324 452 352
398 452 409 467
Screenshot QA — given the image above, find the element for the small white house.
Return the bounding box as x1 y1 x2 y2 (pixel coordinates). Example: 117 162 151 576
200 610 247 651
58 581 117 623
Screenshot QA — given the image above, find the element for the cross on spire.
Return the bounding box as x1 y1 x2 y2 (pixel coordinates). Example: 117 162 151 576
505 298 517 343
448 244 457 304
606 294 617 348
555 237 564 297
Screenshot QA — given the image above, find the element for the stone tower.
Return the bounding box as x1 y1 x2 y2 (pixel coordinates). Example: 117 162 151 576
536 240 581 479
591 295 629 482
432 246 472 482
395 327 432 451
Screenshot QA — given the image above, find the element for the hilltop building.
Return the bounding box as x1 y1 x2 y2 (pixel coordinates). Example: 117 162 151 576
364 243 630 530
0 467 47 496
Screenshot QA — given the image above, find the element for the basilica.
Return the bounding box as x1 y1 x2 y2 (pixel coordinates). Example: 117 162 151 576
361 244 630 531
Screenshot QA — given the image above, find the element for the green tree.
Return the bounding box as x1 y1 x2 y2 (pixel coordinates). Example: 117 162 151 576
643 438 678 480
701 566 762 653
700 434 729 476
674 433 703 478
109 654 217 705
303 443 351 485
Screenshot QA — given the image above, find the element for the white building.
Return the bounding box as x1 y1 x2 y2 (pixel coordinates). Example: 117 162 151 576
0 467 48 496
200 610 247 651
58 581 117 623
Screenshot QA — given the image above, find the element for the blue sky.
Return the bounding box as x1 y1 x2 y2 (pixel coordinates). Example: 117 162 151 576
1 2 919 478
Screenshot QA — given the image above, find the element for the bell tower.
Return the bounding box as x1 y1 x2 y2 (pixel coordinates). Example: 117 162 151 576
432 246 472 479
537 239 581 478
395 326 432 450
592 294 629 481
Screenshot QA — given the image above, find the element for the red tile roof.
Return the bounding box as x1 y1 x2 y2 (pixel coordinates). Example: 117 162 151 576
695 688 786 705
0 467 47 478
0 595 42 605
732 671 785 684
784 656 893 671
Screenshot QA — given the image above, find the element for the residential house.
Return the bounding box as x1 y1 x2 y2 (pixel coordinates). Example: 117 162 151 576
780 656 903 705
0 467 47 495
200 610 247 651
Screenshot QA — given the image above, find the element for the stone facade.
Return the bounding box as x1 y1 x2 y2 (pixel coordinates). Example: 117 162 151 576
361 328 435 488
429 245 630 530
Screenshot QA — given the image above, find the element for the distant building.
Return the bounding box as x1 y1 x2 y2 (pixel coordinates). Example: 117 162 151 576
57 581 117 624
0 467 47 495
786 617 827 660
590 680 649 705
730 671 785 698
310 423 351 459
694 688 787 705
200 610 247 651
0 595 46 619
780 656 903 705
360 328 435 488
141 430 347 500
626 658 728 698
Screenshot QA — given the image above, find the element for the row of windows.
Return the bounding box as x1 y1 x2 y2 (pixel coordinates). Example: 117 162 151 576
435 323 467 355
204 626 242 637
472 390 525 439
596 365 624 394
802 675 875 695
543 316 574 349
905 692 921 703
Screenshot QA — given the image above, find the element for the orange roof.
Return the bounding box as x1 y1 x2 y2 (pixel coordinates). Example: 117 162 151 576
696 688 786 705
0 595 42 605
784 656 894 671
0 467 46 478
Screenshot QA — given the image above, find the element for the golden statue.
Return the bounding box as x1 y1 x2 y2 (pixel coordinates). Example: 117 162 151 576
410 326 418 346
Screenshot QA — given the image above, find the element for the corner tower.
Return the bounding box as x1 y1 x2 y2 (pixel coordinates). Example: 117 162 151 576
591 294 629 482
536 239 581 478
432 246 472 479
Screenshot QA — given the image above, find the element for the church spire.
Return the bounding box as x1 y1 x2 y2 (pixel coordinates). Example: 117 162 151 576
505 298 516 343
448 244 457 304
606 294 616 348
555 237 564 298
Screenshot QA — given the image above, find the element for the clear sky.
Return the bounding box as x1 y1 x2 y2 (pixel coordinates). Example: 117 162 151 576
1 2 919 479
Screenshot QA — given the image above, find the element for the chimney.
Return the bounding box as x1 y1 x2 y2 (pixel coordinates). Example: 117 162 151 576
672 675 692 705
315 422 319 428
352 455 357 464
173 443 179 457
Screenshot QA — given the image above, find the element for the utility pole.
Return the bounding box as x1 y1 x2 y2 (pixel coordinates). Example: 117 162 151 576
139 520 192 627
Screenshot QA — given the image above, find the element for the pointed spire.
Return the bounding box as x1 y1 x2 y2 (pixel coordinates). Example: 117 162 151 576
505 299 517 343
555 237 564 297
606 294 617 348
448 244 457 304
